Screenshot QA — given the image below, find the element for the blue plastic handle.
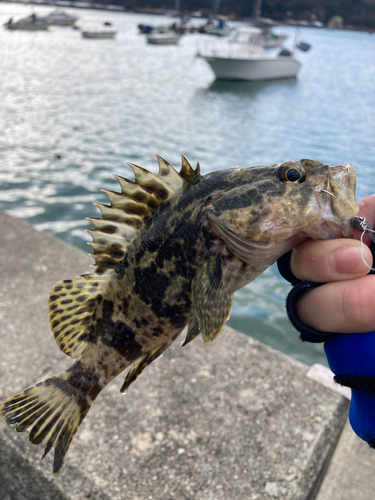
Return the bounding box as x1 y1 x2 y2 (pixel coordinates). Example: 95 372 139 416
325 332 375 445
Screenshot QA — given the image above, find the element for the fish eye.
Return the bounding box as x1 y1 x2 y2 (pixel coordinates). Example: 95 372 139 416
277 165 307 184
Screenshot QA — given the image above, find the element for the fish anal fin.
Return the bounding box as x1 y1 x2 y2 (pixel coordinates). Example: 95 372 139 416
49 274 110 358
120 342 171 393
192 255 233 343
182 316 200 346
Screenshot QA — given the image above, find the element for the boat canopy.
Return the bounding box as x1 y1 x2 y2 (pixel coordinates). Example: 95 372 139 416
227 27 266 46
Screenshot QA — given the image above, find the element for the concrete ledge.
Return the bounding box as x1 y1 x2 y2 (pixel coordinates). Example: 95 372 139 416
0 212 349 500
316 419 375 500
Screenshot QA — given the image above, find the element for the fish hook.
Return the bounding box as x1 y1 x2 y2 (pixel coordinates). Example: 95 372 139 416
352 215 375 272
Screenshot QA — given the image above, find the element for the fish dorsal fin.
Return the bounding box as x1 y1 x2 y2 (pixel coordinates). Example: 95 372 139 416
87 155 200 275
49 156 200 358
49 274 109 358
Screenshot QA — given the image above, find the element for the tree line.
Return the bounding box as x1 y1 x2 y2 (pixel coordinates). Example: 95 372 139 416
105 0 375 28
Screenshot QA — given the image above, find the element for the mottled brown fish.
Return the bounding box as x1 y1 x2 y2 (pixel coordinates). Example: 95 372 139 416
1 156 358 474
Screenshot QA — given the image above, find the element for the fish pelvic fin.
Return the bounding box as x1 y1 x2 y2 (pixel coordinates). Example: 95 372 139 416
182 316 200 346
49 274 110 358
120 341 171 393
88 155 201 275
192 254 233 342
1 369 100 474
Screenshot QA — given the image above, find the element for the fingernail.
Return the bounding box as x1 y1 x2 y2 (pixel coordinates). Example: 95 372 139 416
328 246 364 274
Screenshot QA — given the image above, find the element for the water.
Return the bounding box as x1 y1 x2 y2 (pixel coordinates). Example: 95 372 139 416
1 3 374 365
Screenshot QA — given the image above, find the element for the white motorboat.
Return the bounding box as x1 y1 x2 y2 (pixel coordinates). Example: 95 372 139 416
44 9 78 26
81 30 117 39
4 14 49 31
146 32 182 45
198 27 304 81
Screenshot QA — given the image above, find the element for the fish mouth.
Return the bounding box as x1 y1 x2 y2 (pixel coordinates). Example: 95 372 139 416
324 219 353 238
314 163 358 239
327 162 358 222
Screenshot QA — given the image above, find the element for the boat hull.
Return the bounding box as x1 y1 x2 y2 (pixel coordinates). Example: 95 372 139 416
146 33 181 45
5 21 48 31
201 55 300 81
81 31 116 39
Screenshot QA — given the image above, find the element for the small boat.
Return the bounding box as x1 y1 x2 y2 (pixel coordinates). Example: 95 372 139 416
139 23 169 34
4 14 49 31
43 9 78 26
198 27 309 81
81 30 117 39
146 32 182 45
199 16 232 37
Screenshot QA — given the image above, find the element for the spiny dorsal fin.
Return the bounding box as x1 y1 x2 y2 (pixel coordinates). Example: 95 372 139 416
49 275 109 358
87 155 200 275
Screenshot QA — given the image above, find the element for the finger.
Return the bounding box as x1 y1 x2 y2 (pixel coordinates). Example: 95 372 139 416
297 275 375 333
290 238 372 283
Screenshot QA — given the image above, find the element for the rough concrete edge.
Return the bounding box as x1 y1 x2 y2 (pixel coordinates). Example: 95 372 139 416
306 396 350 500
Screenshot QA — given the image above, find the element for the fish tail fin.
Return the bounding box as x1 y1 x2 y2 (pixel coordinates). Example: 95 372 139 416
1 369 98 474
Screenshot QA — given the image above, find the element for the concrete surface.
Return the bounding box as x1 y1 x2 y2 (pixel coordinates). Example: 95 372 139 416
0 211 358 500
316 419 375 500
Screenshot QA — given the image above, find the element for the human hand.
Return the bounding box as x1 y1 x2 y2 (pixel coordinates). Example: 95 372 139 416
287 195 375 448
290 194 375 334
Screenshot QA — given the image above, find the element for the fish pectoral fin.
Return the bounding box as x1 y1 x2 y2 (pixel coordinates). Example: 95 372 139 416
120 341 171 393
182 316 200 346
49 273 111 358
192 255 233 343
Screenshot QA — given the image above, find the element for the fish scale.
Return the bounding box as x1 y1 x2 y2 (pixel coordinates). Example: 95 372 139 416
1 156 358 474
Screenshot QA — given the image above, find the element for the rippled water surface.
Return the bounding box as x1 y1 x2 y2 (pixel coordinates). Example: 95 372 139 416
1 3 375 365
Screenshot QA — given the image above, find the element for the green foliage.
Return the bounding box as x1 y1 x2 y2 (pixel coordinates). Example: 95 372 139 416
94 0 375 28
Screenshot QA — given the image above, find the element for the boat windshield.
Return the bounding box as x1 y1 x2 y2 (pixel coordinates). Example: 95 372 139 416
228 28 265 46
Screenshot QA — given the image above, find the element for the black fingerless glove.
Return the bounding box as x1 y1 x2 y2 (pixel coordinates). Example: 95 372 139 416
276 251 339 343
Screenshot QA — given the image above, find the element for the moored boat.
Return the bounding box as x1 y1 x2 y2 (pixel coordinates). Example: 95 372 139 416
4 14 49 31
43 9 78 26
146 32 182 45
81 30 117 39
197 27 308 81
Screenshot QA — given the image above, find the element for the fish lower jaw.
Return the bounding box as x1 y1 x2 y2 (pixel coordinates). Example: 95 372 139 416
293 220 353 242
324 220 353 238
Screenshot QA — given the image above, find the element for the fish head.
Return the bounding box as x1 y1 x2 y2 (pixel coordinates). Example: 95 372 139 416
205 160 358 264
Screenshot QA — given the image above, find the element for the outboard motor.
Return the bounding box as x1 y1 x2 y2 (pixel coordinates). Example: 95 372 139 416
278 48 292 57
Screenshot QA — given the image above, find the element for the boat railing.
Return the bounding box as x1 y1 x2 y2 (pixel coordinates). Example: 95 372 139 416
197 33 267 59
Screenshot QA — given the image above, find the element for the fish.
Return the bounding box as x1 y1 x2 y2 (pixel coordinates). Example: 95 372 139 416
1 156 358 474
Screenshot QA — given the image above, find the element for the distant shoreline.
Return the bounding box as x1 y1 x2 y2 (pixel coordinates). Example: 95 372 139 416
1 0 375 33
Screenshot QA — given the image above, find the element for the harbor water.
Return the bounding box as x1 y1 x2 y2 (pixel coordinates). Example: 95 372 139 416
0 3 374 365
